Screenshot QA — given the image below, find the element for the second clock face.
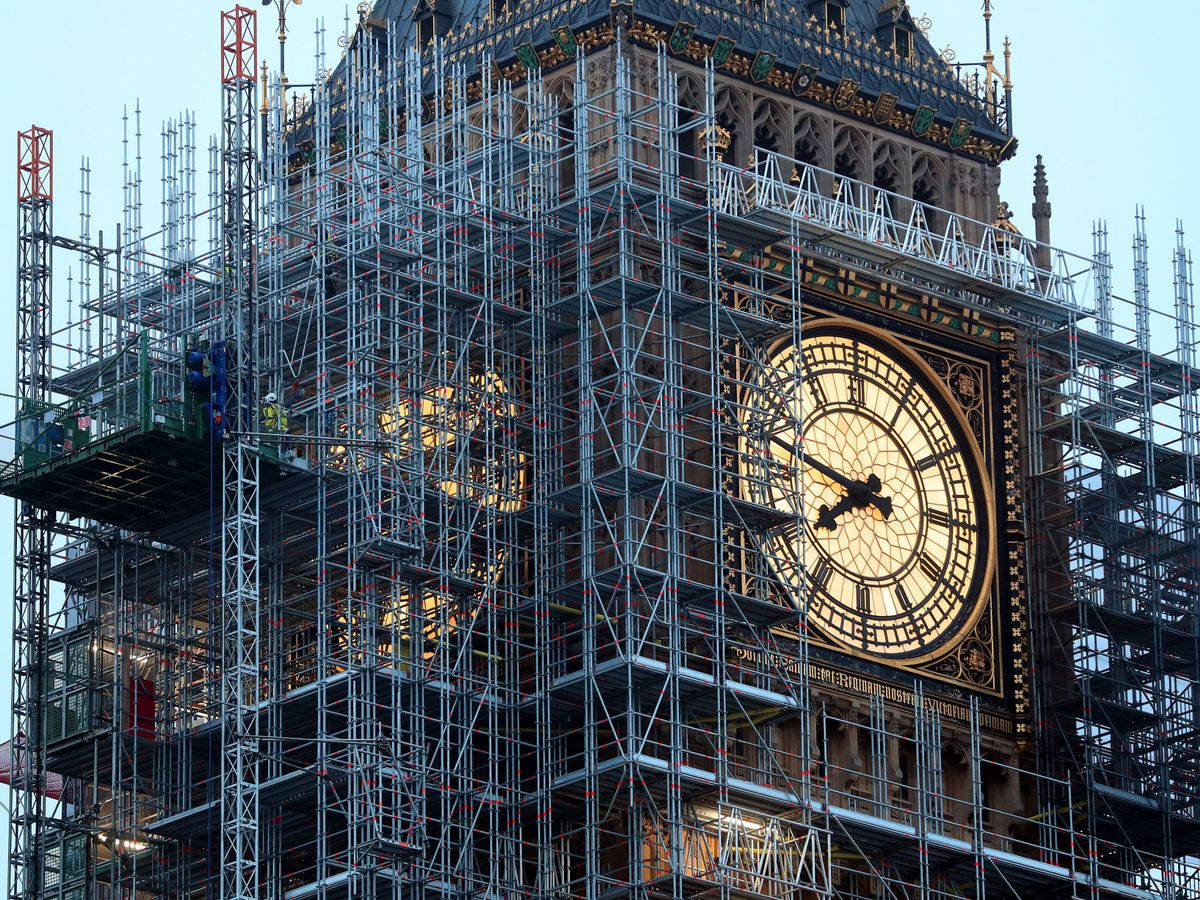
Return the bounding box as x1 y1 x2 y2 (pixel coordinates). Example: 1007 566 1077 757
742 321 994 661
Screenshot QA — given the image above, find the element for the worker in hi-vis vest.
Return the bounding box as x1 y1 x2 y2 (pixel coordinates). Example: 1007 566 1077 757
262 392 289 434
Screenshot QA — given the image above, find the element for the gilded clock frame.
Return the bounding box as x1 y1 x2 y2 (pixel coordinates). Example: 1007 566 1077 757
742 317 998 667
726 308 1010 702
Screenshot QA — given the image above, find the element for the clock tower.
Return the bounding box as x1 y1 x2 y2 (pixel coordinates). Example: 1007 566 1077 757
7 0 1195 896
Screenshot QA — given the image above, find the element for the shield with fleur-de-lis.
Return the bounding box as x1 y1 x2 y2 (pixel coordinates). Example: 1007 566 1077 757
750 50 776 83
711 36 735 67
948 117 972 150
833 77 859 110
669 20 696 54
911 105 936 137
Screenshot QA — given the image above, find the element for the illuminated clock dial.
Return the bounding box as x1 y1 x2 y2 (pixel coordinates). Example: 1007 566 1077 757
742 321 994 661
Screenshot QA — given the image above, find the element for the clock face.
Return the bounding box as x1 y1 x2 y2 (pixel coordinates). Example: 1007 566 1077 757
741 321 994 661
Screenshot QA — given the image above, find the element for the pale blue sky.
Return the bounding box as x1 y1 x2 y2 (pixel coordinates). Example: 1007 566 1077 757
0 0 1194 862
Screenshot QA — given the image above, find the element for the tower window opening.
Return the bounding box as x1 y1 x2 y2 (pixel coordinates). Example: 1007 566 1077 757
492 0 508 17
894 27 912 61
677 109 698 181
873 162 898 194
826 2 844 33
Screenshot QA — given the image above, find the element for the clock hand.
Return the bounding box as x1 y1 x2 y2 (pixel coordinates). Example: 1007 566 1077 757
766 433 857 491
815 494 857 531
764 434 894 523
815 474 893 530
860 473 893 519
802 453 858 492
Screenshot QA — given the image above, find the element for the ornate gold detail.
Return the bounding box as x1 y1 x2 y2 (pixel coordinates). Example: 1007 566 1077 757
698 123 732 154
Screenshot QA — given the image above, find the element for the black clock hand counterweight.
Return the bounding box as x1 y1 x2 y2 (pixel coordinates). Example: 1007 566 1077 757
814 473 893 531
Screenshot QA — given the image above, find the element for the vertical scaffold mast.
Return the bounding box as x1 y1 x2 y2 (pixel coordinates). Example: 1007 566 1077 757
10 124 53 900
218 7 260 900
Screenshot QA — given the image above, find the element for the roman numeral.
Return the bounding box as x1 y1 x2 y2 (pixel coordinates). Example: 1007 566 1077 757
927 508 951 528
916 447 958 471
895 582 912 612
806 375 828 407
919 552 942 583
856 583 871 615
812 558 833 592
889 379 916 427
925 508 976 532
848 375 864 407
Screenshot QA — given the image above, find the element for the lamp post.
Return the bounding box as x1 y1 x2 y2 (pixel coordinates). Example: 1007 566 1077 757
261 0 302 90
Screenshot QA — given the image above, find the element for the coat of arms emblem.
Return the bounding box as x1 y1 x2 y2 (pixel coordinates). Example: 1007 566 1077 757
711 36 735 67
516 43 541 73
948 117 972 150
872 92 898 125
911 105 936 137
792 65 817 95
668 20 696 54
750 51 776 83
552 26 576 57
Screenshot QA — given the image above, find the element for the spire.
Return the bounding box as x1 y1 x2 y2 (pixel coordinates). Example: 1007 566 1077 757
1033 154 1051 269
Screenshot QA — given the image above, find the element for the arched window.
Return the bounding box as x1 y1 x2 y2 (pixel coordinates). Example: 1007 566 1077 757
872 139 907 196
794 114 829 168
913 153 947 229
676 73 704 182
832 125 868 196
752 99 788 173
550 81 574 197
714 86 748 165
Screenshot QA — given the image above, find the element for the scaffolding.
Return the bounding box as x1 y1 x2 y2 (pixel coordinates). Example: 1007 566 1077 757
3 7 1198 898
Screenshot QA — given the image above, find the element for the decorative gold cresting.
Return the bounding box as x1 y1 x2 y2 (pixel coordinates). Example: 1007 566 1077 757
993 201 1021 253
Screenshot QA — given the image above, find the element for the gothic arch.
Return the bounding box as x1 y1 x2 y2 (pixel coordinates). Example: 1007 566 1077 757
913 152 948 228
872 138 909 196
714 84 749 164
676 71 704 119
674 73 705 180
832 124 868 182
548 78 575 197
794 112 831 170
751 97 789 159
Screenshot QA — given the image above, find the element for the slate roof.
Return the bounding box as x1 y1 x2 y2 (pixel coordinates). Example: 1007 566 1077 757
299 0 1011 161
446 0 1010 151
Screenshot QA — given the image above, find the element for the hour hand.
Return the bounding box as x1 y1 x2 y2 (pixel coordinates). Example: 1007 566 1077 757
862 474 892 519
815 495 856 531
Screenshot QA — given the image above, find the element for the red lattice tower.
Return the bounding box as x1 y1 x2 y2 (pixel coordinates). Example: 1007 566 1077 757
16 126 52 204
221 5 258 85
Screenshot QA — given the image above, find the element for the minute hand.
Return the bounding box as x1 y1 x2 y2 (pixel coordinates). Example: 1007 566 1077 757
801 453 858 492
766 434 860 492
